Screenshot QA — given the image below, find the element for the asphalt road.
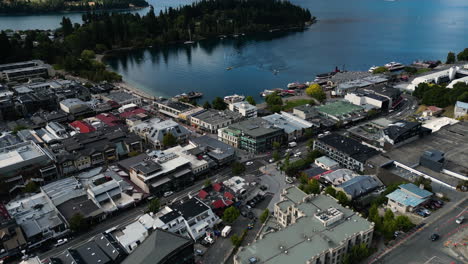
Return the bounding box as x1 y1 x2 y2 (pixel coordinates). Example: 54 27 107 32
375 198 468 264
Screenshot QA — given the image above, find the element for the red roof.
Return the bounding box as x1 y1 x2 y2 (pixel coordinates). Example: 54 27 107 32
225 200 233 206
70 120 95 133
427 106 442 112
198 190 209 199
119 108 147 118
212 183 222 192
224 192 234 200
212 199 228 209
96 113 120 127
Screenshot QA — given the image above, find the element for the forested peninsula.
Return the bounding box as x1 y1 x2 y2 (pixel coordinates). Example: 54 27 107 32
0 0 148 14
0 0 315 82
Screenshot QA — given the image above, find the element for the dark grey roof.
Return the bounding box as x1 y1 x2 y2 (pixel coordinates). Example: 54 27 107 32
229 117 283 138
131 160 163 175
363 93 388 101
93 233 127 261
159 210 182 224
171 197 209 220
56 196 103 221
54 249 85 264
302 167 327 178
337 175 382 199
118 153 151 172
189 135 235 161
383 120 420 140
421 150 445 162
318 134 378 163
75 241 112 264
159 100 193 111
121 228 193 264
361 86 401 99
104 91 138 103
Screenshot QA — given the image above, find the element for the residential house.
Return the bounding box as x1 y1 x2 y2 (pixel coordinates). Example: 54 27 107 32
386 183 433 213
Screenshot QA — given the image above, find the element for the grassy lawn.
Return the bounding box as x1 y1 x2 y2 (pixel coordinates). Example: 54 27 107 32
443 105 455 118
282 99 314 111
416 68 431 75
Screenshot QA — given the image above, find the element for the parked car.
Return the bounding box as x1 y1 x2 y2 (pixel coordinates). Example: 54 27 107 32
204 236 215 244
163 191 174 197
430 233 439 241
195 249 204 256
456 216 464 224
246 161 254 166
241 210 249 217
285 177 294 184
268 159 275 163
54 238 68 247
294 152 302 157
247 211 255 219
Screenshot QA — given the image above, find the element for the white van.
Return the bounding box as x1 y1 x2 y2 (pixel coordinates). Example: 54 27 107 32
221 226 232 237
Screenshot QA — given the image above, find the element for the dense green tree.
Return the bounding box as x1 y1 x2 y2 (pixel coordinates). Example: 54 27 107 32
404 66 418 74
272 141 281 150
342 243 372 264
335 191 349 206
231 234 241 247
223 206 240 224
324 186 336 197
260 209 270 223
272 150 280 161
162 133 177 147
231 162 246 175
61 17 73 37
23 181 39 193
148 198 161 213
81 49 96 59
246 96 256 105
457 48 468 61
69 213 89 232
204 179 212 187
265 92 283 111
446 52 456 64
212 97 227 110
203 101 212 109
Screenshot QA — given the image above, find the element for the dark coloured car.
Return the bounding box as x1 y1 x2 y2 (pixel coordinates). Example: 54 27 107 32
430 233 439 241
247 211 255 219
241 210 249 217
259 185 268 191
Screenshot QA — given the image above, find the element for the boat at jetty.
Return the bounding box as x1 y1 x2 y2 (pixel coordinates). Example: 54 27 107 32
385 62 405 71
175 91 203 100
224 94 245 103
368 66 378 73
287 82 307 89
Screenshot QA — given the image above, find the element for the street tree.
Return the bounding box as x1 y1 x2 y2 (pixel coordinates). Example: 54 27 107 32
212 97 227 110
162 133 177 147
260 209 270 223
246 96 256 105
148 198 161 213
305 83 326 102
223 206 240 224
446 52 456 64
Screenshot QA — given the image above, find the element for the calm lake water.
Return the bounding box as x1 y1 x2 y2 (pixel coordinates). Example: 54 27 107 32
1 0 468 102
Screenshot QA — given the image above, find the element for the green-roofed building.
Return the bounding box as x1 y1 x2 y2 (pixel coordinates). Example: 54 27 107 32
218 117 284 153
316 100 366 123
234 186 374 264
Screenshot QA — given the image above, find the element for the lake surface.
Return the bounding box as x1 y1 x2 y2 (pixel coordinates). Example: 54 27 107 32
2 0 468 102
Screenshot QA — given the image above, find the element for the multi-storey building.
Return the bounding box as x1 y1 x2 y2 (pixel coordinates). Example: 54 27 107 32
190 109 242 133
235 186 374 264
314 134 378 172
228 101 257 118
218 118 284 153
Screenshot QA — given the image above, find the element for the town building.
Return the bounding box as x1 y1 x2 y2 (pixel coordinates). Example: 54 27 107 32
315 156 340 170
218 117 284 153
59 98 93 116
102 91 142 106
321 169 357 186
262 112 314 141
344 92 389 110
347 118 393 149
405 66 468 91
333 74 388 96
235 186 374 264
422 106 443 117
121 228 194 264
152 197 220 240
0 140 57 180
110 219 150 254
382 120 431 147
128 152 193 195
47 232 127 264
0 60 54 82
315 100 366 124
69 120 96 133
368 122 468 189
314 134 378 172
6 193 67 246
130 118 190 149
454 101 468 118
188 135 236 166
386 183 433 213
0 220 27 261
359 86 403 109
53 127 142 175
164 145 210 176
334 175 382 200
228 101 258 118
156 99 204 121
292 104 336 128
191 109 242 133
